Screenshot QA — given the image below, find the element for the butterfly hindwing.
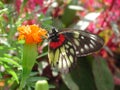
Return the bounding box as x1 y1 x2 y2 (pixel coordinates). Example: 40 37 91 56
48 38 77 73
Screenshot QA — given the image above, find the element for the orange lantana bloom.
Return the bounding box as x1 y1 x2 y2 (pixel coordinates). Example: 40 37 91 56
17 25 48 44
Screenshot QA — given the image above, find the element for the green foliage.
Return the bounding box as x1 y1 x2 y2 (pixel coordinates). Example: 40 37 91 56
0 2 49 89
92 57 114 90
61 56 114 90
19 44 38 90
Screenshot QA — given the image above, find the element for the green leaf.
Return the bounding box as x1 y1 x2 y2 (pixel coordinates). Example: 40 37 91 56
49 84 55 89
0 1 4 7
92 57 114 90
70 57 96 90
65 56 114 90
19 44 38 90
27 77 48 82
62 73 79 90
0 57 20 67
7 69 19 83
37 52 48 59
29 72 38 76
22 44 38 76
61 5 76 26
60 0 78 26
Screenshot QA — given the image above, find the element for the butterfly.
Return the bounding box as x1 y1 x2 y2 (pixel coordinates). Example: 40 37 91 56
48 27 104 73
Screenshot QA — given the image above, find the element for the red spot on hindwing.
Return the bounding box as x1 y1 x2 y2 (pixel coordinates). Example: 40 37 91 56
50 34 65 49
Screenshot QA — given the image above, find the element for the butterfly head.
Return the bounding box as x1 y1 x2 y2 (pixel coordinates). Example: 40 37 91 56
48 27 59 41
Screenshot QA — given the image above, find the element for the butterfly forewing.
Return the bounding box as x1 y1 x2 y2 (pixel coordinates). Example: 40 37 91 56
60 28 104 56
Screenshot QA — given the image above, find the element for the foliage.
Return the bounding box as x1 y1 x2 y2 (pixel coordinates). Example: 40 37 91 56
0 0 120 90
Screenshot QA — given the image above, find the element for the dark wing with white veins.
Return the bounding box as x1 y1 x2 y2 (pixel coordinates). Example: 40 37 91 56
60 28 104 57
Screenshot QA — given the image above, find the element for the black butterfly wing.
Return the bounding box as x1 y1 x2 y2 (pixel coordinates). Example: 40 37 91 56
48 39 77 73
59 28 104 57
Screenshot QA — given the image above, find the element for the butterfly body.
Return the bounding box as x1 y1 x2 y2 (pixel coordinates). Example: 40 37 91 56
48 28 104 73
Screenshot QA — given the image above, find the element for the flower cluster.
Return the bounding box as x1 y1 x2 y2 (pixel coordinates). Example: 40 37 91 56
86 0 120 85
88 0 120 53
15 0 51 14
17 25 48 44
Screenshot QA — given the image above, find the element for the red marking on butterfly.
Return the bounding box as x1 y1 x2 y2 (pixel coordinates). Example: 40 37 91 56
50 34 65 49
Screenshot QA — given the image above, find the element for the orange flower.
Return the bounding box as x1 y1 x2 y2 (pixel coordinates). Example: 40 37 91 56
17 25 48 44
0 80 5 87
